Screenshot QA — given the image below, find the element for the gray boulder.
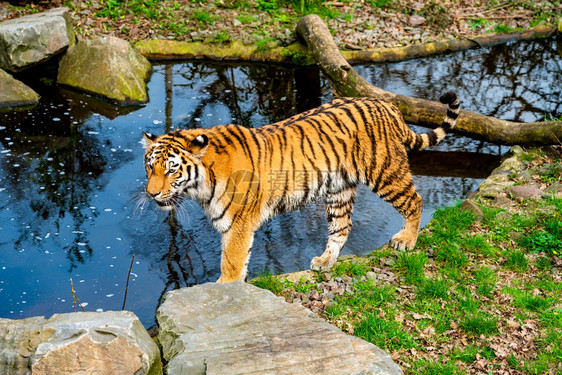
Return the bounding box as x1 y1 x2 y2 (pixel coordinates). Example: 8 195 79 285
0 311 162 375
460 199 483 221
0 7 75 72
544 182 562 198
57 35 152 105
0 68 39 107
506 184 543 201
157 281 403 375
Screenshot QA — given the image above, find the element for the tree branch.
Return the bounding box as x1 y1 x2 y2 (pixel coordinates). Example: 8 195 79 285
296 14 562 146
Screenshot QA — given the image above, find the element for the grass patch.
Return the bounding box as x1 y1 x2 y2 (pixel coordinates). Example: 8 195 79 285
493 22 521 33
410 360 466 375
328 282 395 318
255 37 277 52
449 346 476 364
435 244 469 269
252 151 562 372
460 312 499 336
354 312 418 352
535 256 553 271
519 229 562 256
330 258 368 278
462 234 497 257
367 0 396 8
417 276 450 300
504 249 528 272
474 265 497 297
457 291 480 313
430 204 475 241
250 270 284 294
394 251 427 283
508 288 553 312
193 9 215 25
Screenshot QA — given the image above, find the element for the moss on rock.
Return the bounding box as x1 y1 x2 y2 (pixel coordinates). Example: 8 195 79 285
57 36 151 105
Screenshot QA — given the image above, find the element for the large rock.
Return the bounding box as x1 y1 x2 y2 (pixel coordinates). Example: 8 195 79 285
0 7 75 72
544 182 562 199
57 35 152 105
0 68 39 107
0 311 162 375
157 282 403 375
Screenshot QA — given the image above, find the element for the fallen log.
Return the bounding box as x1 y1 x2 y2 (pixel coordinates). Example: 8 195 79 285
296 14 562 146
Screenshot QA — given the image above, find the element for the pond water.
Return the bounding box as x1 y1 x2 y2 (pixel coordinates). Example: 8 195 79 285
0 37 560 327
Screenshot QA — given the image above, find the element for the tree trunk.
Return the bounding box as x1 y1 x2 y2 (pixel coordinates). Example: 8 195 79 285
296 14 562 146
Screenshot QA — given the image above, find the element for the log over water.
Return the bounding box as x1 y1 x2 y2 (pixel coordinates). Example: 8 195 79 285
295 15 562 146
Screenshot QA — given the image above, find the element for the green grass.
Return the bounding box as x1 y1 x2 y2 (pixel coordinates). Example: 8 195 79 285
449 344 495 364
213 31 231 43
457 291 480 312
535 256 553 271
462 234 497 257
367 0 395 8
504 249 528 272
330 258 369 278
237 14 256 23
493 22 521 34
410 360 467 375
474 265 497 297
460 312 499 336
290 277 317 293
435 244 469 269
540 308 562 328
545 113 562 122
327 282 395 318
432 204 475 236
96 0 162 19
255 37 278 52
354 312 418 352
417 276 450 300
519 229 562 255
252 154 562 373
250 270 285 294
468 17 489 30
256 0 340 16
193 9 214 25
394 251 427 283
508 288 553 312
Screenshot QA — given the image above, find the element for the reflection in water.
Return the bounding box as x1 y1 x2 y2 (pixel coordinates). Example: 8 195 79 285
356 37 562 122
0 38 559 326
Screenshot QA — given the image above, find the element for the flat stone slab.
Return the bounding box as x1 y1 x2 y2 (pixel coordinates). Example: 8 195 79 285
157 281 403 375
0 7 75 72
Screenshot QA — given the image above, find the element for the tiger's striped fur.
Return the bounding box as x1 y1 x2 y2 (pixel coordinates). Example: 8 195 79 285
143 93 460 283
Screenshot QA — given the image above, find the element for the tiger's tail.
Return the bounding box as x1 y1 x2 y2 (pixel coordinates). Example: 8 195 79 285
407 92 460 151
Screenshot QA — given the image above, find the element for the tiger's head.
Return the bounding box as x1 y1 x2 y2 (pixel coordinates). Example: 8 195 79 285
142 131 209 211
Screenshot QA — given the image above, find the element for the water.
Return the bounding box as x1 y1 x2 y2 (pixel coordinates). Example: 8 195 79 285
0 38 560 327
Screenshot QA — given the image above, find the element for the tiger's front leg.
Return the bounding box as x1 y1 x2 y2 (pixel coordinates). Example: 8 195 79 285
311 186 357 272
216 222 256 283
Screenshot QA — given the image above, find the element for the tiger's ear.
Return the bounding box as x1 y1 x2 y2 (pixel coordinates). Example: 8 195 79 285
142 132 158 148
188 134 209 156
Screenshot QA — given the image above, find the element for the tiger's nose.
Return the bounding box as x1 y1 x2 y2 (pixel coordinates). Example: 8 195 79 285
146 190 159 198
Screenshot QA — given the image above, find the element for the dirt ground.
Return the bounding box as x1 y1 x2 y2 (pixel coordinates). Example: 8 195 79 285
2 0 560 50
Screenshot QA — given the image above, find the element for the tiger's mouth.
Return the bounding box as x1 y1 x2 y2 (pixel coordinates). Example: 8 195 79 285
150 196 176 211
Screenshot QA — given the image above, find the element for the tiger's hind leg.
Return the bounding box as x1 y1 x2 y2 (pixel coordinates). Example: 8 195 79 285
311 185 357 271
373 167 423 251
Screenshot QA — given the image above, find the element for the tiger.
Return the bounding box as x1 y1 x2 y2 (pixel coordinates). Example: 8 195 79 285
142 93 460 283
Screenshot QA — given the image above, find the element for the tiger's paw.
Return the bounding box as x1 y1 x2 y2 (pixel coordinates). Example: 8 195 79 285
390 231 417 251
310 256 335 272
